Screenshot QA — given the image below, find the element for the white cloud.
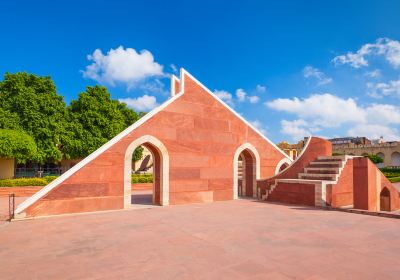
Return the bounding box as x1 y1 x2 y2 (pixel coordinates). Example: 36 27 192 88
248 95 260 103
236 88 260 103
214 90 233 105
280 119 311 141
365 104 400 124
365 69 381 78
255 85 267 94
119 95 158 111
303 65 332 85
367 79 400 99
82 46 164 89
333 38 400 69
236 88 246 102
265 93 365 127
348 124 399 141
266 93 400 141
250 119 267 135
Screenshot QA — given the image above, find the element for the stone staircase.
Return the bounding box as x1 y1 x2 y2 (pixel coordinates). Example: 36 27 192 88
262 155 350 206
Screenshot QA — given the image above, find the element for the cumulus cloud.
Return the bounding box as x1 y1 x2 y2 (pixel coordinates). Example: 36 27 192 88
255 85 267 93
170 64 178 73
333 38 400 69
214 90 234 105
303 65 332 85
367 79 400 99
236 88 246 102
119 95 158 111
265 93 365 127
348 124 399 141
82 46 164 89
266 93 400 141
280 119 312 140
248 95 260 103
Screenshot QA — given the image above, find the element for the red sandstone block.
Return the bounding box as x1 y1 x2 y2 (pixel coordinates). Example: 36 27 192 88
169 154 210 168
208 178 232 190
26 196 123 217
169 191 213 205
202 143 235 156
169 168 201 180
169 179 209 192
153 111 195 129
200 167 231 179
193 117 230 132
213 189 232 201
164 100 204 117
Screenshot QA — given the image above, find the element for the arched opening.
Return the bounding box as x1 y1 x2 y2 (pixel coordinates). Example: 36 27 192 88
275 158 292 175
124 135 169 208
130 144 157 205
279 163 289 172
237 149 257 197
380 187 391 211
233 143 260 199
376 152 385 168
391 152 400 167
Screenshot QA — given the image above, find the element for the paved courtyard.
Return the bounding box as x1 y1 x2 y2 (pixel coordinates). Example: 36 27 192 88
0 199 399 279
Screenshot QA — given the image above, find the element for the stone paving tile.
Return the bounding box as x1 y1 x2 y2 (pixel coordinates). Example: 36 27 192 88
0 199 399 279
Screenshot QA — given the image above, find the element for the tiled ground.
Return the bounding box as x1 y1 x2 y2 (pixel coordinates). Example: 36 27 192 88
0 199 399 279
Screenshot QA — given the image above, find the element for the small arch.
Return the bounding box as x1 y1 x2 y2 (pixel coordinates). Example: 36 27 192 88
380 187 391 211
275 158 292 175
391 152 400 167
124 135 169 208
233 143 260 199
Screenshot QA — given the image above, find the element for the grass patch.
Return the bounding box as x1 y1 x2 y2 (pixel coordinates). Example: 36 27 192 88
0 176 58 187
380 168 400 183
131 173 153 184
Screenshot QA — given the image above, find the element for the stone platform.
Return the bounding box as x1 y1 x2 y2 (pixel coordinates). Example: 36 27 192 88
1 199 399 279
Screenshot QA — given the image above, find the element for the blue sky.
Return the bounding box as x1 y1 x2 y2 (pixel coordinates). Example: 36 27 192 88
1 0 400 143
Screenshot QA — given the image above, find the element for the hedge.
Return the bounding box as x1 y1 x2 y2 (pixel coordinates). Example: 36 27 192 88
131 173 153 184
0 176 57 187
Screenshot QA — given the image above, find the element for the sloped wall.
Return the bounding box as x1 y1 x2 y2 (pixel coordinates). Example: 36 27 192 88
18 70 288 217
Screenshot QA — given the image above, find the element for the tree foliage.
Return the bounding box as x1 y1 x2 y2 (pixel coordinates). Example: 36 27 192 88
0 73 144 163
0 72 67 163
364 154 384 164
0 129 37 163
62 85 143 160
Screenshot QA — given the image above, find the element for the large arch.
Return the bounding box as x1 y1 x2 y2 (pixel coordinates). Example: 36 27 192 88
124 135 169 208
233 143 260 199
391 152 400 167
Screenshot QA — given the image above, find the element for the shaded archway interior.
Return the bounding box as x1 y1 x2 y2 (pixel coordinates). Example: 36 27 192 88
131 142 162 206
237 149 257 197
380 187 391 212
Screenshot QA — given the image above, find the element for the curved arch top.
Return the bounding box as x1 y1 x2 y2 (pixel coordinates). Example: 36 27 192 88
233 143 261 199
124 135 169 208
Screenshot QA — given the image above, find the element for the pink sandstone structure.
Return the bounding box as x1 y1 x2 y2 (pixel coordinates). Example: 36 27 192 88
14 68 400 218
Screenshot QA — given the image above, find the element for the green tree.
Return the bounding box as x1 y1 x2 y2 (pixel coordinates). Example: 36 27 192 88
364 154 384 164
0 108 21 130
63 85 143 160
0 129 37 163
0 72 68 163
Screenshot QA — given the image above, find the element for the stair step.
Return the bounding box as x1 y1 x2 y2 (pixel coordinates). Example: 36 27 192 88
304 167 339 174
309 161 342 168
317 155 347 161
298 173 337 180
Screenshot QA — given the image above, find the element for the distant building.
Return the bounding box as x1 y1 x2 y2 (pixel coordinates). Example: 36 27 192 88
277 139 306 160
329 136 400 168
